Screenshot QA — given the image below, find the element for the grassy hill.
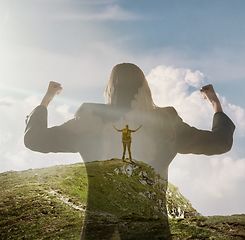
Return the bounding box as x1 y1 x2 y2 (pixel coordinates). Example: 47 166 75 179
0 159 244 239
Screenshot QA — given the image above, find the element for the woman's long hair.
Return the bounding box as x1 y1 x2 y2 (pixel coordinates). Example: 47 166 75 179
104 62 176 145
104 63 155 110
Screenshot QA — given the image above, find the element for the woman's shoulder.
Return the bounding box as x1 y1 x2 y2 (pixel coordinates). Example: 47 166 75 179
75 103 107 118
153 106 178 119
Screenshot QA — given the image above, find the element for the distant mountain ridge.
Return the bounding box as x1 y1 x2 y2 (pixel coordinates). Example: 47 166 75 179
1 158 244 239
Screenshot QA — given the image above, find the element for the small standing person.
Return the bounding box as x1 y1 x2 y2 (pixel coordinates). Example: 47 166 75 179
113 124 142 161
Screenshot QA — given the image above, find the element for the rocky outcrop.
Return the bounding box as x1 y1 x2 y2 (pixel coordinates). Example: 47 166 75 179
104 158 200 219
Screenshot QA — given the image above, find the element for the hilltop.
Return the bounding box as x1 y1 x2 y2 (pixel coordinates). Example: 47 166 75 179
0 158 244 239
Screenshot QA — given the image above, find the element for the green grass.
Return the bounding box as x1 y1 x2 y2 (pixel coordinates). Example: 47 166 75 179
169 215 245 239
0 165 86 239
1 160 244 239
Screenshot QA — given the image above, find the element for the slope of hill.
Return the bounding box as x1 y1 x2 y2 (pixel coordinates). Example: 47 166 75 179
0 158 244 239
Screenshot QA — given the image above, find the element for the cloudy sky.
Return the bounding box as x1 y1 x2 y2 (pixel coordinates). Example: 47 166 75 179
0 0 244 216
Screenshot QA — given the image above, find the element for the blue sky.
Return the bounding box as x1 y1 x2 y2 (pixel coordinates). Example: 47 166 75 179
0 0 244 216
1 0 244 105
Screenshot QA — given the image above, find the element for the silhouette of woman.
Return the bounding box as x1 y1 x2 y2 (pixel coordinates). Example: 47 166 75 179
24 63 235 239
113 124 142 161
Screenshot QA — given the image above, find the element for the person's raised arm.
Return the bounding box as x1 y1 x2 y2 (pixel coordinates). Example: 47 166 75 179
113 125 122 132
132 125 142 132
40 81 63 108
200 84 223 113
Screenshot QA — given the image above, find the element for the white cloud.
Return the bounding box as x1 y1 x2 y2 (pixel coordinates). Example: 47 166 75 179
23 96 41 110
224 103 245 137
0 96 37 172
184 69 204 88
0 95 81 173
80 0 119 4
52 5 140 21
147 65 212 128
140 47 245 86
147 64 245 132
148 64 245 215
2 0 132 23
200 157 245 198
56 104 74 121
169 154 245 216
147 65 205 105
0 131 12 144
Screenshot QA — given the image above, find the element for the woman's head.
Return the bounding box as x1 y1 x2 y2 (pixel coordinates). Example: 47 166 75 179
104 63 154 109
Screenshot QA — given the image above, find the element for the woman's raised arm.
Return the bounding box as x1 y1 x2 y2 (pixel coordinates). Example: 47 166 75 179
200 84 223 113
173 84 235 155
40 81 63 107
24 81 79 153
